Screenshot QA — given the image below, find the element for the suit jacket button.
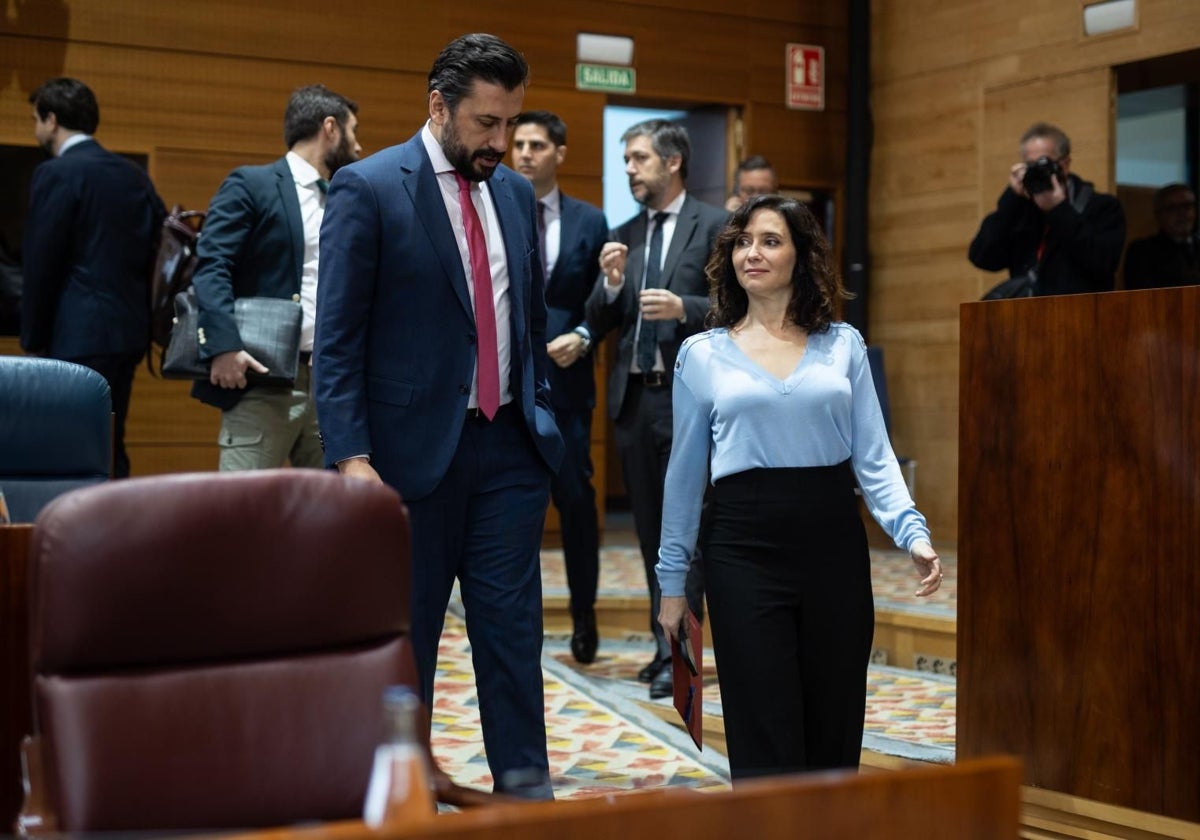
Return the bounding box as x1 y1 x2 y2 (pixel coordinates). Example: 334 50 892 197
292 294 301 302
459 385 469 395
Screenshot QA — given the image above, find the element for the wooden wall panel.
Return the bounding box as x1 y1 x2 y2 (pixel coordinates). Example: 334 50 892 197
871 0 1200 543
4 0 846 512
1 1 449 76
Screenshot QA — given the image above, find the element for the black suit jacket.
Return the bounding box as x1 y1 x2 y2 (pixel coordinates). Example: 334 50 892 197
190 156 305 409
585 194 727 420
20 139 165 358
544 192 609 413
967 174 1126 296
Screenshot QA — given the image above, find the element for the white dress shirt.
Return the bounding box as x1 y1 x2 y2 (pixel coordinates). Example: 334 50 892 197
539 187 562 278
420 123 513 409
285 150 324 352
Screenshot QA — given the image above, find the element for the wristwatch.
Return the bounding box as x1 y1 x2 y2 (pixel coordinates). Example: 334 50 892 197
572 326 592 354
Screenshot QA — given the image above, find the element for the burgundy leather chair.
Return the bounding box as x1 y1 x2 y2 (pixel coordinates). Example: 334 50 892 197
20 469 451 832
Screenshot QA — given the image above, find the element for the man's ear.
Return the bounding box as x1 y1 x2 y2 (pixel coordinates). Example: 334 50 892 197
429 90 447 126
665 154 682 175
555 144 567 167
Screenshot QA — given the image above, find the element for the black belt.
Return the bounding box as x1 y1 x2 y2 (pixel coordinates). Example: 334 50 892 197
630 371 668 388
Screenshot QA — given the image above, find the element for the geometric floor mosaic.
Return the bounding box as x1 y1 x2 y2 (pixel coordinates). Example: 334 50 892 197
430 540 958 798
429 614 730 800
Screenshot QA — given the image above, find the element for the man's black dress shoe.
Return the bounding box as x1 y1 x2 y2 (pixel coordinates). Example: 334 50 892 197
649 665 673 699
637 655 669 683
570 609 598 664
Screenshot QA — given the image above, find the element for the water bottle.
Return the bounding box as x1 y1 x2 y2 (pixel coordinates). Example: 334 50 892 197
362 686 436 827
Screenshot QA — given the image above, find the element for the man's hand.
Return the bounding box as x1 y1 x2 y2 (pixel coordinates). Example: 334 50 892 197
1031 173 1068 213
210 350 267 389
599 242 628 288
640 288 685 322
337 457 382 484
547 332 588 368
1008 162 1030 199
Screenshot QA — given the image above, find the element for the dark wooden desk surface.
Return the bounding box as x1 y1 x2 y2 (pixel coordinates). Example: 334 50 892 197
214 757 1022 840
1 524 33 830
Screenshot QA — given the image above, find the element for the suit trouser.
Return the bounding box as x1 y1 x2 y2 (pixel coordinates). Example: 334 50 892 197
704 463 874 781
549 407 599 617
216 363 323 470
614 378 704 661
67 352 141 479
405 402 552 795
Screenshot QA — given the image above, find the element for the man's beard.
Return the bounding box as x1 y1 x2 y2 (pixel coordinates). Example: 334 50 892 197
442 116 503 182
323 129 358 177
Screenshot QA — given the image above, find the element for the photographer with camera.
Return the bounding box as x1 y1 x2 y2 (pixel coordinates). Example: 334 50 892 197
969 122 1125 297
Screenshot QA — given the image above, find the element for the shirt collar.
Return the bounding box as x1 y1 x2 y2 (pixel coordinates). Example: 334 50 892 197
421 121 457 175
285 150 322 188
539 186 561 214
57 134 93 157
648 190 686 221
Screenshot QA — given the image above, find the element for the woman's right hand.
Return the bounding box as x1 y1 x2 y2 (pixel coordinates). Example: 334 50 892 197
657 595 687 643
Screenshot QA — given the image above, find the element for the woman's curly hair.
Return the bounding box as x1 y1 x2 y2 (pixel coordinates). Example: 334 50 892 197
704 194 850 333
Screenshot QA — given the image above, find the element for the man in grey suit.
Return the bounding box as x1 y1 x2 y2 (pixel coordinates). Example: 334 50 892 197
191 84 360 470
585 119 726 700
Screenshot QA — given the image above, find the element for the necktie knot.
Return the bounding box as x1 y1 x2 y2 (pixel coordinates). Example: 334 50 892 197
654 211 669 226
315 178 330 195
454 171 473 197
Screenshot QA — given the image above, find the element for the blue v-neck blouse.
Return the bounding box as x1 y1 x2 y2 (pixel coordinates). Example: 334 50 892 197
656 323 931 597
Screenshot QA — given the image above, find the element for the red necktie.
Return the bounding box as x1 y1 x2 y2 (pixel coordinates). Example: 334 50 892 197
454 173 500 419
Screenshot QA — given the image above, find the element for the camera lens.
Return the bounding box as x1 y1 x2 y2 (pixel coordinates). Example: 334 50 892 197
1023 156 1059 195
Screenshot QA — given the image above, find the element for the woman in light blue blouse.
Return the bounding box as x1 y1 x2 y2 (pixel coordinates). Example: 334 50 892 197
656 194 942 780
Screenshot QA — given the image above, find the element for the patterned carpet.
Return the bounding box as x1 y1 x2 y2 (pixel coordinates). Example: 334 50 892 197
429 543 957 797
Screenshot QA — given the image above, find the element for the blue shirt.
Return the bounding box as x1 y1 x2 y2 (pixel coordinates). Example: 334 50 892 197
656 323 931 597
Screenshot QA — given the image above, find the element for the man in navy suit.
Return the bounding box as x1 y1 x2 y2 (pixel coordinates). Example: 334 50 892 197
21 77 166 478
511 111 609 665
314 34 563 799
586 119 725 700
191 84 359 470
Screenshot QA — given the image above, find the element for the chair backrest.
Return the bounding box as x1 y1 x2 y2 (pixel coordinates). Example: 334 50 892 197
27 470 416 832
0 357 111 523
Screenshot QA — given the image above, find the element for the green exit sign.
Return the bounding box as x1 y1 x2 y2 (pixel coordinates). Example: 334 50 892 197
576 63 636 94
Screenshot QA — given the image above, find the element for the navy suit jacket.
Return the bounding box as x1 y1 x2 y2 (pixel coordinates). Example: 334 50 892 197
314 132 564 501
585 194 727 420
21 139 165 358
544 193 608 413
190 156 305 409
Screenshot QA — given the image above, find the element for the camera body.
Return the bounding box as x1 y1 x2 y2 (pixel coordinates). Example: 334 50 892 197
1022 156 1062 196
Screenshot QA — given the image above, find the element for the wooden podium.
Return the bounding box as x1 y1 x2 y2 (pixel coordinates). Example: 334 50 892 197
957 287 1199 822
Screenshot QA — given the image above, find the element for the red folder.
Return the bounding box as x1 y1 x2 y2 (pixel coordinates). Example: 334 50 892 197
671 609 703 748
